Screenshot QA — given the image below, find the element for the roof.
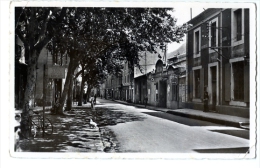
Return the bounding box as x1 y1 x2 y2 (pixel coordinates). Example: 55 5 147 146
167 43 186 60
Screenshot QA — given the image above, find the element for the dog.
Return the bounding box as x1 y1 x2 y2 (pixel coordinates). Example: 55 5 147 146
89 119 97 128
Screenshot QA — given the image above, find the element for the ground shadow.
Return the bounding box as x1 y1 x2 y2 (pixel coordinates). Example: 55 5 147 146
210 129 249 139
87 108 146 127
142 112 220 127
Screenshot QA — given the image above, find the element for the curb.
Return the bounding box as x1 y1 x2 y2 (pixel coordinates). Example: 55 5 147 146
113 100 247 129
166 110 241 128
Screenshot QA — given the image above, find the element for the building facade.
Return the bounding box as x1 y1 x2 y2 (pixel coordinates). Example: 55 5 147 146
35 45 68 106
186 8 250 117
121 62 134 102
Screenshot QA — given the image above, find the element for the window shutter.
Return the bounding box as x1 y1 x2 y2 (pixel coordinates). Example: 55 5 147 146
225 63 231 101
200 68 204 100
244 63 249 102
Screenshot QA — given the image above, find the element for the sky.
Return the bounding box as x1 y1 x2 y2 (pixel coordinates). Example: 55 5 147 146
167 8 205 53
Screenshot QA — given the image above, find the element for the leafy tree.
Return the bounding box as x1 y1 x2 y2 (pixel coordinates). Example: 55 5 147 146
15 7 67 138
48 7 190 114
17 7 190 126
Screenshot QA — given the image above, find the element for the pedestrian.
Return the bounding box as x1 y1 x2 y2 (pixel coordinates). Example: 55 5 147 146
144 96 148 107
94 94 97 105
203 86 209 112
90 94 94 109
101 94 102 99
51 98 60 114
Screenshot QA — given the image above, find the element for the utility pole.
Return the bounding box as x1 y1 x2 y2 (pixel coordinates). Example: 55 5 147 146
190 8 192 20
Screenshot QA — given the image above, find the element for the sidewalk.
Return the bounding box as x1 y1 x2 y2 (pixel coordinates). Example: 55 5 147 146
113 100 250 130
15 105 105 152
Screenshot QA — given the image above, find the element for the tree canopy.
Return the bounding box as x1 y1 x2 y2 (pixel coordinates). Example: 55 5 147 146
15 7 191 117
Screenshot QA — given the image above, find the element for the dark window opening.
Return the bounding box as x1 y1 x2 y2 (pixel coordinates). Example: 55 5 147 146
211 22 217 47
195 31 200 54
235 9 242 41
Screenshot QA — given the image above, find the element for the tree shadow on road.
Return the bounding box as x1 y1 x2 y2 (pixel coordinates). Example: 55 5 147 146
88 108 146 127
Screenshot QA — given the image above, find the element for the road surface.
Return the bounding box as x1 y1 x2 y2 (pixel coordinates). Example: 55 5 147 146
97 98 249 154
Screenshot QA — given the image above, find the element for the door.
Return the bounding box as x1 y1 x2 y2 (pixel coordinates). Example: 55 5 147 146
159 80 167 107
211 66 217 111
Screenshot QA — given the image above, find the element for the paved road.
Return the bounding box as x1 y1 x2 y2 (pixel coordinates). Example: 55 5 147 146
97 98 249 154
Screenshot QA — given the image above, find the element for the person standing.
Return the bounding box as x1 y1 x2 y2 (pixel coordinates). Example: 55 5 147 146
203 86 209 112
94 94 97 105
90 94 94 109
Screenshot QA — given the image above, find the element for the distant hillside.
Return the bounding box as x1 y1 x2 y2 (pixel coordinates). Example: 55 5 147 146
167 43 186 59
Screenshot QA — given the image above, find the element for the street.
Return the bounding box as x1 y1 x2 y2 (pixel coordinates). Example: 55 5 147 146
98 99 249 153
16 98 249 154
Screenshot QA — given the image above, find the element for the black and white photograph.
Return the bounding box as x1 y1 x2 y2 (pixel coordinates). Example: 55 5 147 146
0 0 259 167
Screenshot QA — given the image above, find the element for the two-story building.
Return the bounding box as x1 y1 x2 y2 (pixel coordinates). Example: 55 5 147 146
121 62 134 102
186 8 249 117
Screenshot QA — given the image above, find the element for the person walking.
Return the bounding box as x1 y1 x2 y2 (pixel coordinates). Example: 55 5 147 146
90 94 94 109
203 86 209 112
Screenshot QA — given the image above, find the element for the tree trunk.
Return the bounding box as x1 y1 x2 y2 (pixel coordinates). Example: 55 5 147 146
65 77 73 111
57 59 77 114
78 77 85 106
86 85 92 102
20 50 38 139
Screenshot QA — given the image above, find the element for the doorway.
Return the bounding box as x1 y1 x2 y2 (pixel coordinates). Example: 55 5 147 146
159 80 167 107
211 66 217 111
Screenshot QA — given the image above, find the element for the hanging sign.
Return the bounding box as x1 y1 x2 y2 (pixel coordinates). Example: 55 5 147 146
48 66 66 79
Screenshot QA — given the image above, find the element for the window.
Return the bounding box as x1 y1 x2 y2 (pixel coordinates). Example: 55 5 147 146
193 27 201 58
211 22 217 47
234 9 242 41
194 69 200 98
209 17 219 54
232 9 244 46
232 61 244 101
195 31 200 54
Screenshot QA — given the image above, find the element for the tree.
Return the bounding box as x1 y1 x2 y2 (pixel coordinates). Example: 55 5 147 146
46 7 191 114
15 7 67 138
